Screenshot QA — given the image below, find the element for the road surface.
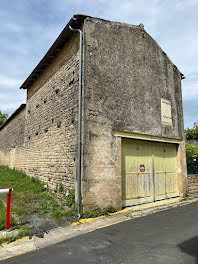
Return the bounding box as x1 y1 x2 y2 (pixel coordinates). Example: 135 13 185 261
2 201 198 264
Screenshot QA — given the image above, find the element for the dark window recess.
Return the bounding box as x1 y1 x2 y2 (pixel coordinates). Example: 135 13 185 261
36 104 39 108
44 99 47 104
35 132 38 136
69 78 74 86
57 121 61 128
55 88 60 94
72 119 75 123
28 136 31 140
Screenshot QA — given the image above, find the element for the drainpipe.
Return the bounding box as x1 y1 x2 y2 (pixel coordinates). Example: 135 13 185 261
69 17 83 218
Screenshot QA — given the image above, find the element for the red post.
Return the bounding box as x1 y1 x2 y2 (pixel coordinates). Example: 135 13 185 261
5 188 12 230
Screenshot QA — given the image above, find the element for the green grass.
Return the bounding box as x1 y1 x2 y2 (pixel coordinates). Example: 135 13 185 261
0 166 77 232
82 205 117 218
0 166 117 244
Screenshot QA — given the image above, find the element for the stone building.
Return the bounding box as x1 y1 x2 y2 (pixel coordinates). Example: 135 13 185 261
0 15 187 211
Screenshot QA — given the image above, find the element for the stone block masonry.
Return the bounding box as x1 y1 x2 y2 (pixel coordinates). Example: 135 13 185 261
0 105 26 168
0 33 80 192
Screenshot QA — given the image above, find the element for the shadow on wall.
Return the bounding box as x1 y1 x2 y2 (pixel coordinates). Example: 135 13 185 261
178 235 198 264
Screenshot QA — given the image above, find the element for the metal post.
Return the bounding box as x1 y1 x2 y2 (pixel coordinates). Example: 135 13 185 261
5 188 12 230
0 188 13 230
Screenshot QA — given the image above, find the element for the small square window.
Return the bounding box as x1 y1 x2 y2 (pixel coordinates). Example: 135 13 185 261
161 98 172 125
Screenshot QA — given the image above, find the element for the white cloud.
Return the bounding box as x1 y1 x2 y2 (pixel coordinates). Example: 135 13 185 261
0 76 22 87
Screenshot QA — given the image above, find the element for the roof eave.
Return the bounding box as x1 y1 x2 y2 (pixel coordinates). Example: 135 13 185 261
20 14 90 90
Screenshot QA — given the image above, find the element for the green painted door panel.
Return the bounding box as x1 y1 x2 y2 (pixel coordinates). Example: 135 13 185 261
165 143 179 198
122 139 154 207
152 142 166 201
122 138 179 207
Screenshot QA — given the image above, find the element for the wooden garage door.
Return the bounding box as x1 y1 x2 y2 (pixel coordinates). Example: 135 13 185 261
122 138 179 207
122 138 154 206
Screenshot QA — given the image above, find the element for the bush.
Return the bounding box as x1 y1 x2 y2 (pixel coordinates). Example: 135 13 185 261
185 122 198 140
186 143 198 174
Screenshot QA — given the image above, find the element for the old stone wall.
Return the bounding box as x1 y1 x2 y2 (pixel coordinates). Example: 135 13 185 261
187 174 198 199
0 34 80 193
82 18 187 210
186 140 198 147
0 105 26 168
22 34 80 191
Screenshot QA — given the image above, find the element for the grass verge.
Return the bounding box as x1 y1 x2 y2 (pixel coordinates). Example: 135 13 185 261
0 166 117 245
0 166 77 236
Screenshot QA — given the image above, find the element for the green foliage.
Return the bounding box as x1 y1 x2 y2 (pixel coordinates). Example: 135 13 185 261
51 204 77 220
58 183 64 193
0 111 8 126
185 122 198 140
65 190 75 208
82 205 117 218
0 166 78 232
102 205 117 215
185 143 198 174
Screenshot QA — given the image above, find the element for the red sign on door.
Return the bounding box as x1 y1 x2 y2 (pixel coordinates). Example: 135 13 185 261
139 164 145 172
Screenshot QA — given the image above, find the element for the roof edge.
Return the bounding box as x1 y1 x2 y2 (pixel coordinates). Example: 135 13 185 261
20 14 90 89
0 104 26 131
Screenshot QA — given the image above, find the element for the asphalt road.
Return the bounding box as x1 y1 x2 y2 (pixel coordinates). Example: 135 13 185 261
2 201 198 264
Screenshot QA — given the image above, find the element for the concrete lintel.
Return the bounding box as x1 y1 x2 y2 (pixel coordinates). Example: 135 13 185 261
113 130 183 144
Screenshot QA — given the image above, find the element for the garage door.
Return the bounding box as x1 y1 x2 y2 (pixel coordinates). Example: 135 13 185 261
122 138 179 207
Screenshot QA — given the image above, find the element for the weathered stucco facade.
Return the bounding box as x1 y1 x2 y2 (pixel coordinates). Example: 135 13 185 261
0 15 187 211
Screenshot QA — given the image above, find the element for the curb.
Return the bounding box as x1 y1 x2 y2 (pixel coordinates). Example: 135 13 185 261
71 197 182 226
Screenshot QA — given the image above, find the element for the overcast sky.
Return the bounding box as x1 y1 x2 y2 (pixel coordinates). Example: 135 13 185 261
0 0 197 128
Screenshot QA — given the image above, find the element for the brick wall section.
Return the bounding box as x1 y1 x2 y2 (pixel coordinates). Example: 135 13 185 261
0 105 26 167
